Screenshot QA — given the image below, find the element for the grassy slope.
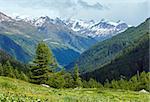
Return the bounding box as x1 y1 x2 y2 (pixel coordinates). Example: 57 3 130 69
0 76 149 102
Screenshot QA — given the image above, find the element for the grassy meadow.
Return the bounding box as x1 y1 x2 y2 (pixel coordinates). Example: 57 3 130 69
0 76 149 102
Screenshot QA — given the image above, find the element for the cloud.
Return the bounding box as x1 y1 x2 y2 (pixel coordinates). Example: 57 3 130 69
0 0 148 25
78 0 106 10
8 0 107 19
17 0 76 9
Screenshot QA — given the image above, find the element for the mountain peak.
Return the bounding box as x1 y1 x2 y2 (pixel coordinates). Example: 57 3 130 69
64 18 95 32
39 16 50 21
116 20 126 24
0 12 13 22
33 16 52 26
100 18 108 22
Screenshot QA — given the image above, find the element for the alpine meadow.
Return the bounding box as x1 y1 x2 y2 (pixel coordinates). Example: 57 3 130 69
0 0 149 102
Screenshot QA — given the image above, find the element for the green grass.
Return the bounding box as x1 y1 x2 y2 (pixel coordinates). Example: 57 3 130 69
0 76 149 102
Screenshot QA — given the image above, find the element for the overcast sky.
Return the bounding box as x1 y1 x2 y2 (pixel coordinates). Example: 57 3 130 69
0 0 149 26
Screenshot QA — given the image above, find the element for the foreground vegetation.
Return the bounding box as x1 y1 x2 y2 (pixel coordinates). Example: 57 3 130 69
0 76 149 102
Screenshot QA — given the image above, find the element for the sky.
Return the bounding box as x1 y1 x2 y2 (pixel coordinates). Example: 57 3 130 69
0 0 149 26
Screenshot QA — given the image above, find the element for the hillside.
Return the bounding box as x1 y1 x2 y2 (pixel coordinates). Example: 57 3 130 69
68 18 149 73
81 33 149 83
0 76 149 101
0 49 29 72
0 34 31 63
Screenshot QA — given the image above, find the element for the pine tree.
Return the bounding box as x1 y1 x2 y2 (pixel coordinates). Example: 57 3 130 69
73 64 82 87
88 78 103 88
64 72 74 88
3 61 15 78
30 41 57 84
47 72 65 88
14 69 20 79
20 71 28 81
0 63 3 76
104 79 110 88
82 80 89 88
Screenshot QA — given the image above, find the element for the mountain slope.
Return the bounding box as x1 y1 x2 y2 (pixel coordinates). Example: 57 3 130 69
81 32 149 83
68 18 149 73
0 12 97 66
0 49 29 72
0 34 31 63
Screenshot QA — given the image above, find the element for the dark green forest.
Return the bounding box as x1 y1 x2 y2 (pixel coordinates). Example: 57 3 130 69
81 32 149 83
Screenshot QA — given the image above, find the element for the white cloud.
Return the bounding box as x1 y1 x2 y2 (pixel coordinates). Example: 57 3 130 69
0 0 149 26
78 0 106 10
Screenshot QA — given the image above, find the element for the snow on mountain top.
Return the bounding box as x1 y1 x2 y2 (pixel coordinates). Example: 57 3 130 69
98 19 126 26
34 16 49 26
108 22 118 26
0 12 13 22
32 16 66 27
14 16 36 25
11 15 130 39
64 18 96 31
116 20 126 24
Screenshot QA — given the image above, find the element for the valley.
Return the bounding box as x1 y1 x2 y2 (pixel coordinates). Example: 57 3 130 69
69 18 150 82
0 12 128 66
0 1 149 101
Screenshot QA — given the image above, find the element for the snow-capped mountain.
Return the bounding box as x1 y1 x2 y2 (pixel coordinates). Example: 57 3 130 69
0 12 13 22
64 18 95 32
30 16 66 27
14 16 129 41
64 18 129 40
33 16 53 27
14 16 65 27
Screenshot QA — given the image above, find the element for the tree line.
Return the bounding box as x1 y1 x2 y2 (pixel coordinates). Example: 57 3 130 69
0 61 28 81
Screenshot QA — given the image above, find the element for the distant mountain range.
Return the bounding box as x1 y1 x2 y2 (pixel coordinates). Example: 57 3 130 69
0 12 129 66
16 15 129 41
64 18 129 41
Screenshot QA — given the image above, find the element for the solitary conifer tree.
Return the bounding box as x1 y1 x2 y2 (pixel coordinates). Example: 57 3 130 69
74 64 82 87
30 41 57 84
